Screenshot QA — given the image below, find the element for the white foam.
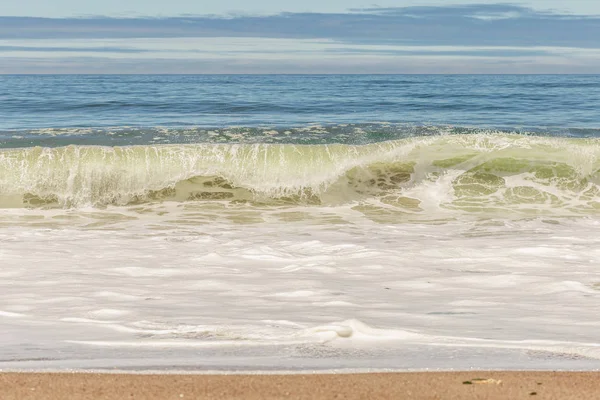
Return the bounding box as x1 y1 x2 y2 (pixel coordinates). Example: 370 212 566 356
0 310 26 318
303 319 424 342
0 207 599 370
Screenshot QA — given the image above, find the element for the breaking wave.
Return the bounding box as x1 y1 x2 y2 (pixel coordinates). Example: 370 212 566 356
0 134 598 215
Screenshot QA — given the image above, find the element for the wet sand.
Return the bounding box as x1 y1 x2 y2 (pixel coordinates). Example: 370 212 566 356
1 371 598 399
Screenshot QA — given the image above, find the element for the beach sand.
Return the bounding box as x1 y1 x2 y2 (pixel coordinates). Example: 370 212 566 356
1 371 598 399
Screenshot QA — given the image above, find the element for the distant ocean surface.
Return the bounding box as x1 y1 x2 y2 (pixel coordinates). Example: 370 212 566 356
1 75 599 372
2 75 600 144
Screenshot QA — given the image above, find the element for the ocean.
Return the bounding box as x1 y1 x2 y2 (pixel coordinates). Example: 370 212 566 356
0 74 599 371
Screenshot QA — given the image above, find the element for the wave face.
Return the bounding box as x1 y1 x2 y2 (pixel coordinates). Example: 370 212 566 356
0 134 598 214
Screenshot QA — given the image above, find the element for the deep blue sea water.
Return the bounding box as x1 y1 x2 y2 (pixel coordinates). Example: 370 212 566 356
1 75 599 148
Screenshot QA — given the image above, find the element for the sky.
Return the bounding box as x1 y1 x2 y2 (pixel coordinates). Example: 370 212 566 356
1 1 600 73
2 0 600 17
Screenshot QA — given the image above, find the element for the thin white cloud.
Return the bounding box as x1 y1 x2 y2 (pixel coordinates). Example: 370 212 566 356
469 11 523 20
2 37 600 58
2 37 600 74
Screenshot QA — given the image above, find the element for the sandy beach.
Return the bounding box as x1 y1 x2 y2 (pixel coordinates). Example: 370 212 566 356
1 371 599 399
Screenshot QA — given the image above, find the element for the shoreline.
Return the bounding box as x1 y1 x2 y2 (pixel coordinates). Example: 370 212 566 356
1 367 599 374
2 371 599 399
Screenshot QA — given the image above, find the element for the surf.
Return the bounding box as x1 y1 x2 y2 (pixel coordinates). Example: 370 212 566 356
0 134 598 214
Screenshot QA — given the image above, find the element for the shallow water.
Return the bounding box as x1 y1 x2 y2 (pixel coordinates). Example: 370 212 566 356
1 209 599 370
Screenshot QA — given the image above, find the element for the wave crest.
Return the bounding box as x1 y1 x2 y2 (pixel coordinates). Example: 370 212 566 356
0 134 598 214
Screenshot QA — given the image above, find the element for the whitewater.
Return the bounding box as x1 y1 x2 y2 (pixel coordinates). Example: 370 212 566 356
1 134 598 213
1 74 599 372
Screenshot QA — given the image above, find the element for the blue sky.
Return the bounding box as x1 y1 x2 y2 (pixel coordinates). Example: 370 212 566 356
1 2 600 73
2 1 600 17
